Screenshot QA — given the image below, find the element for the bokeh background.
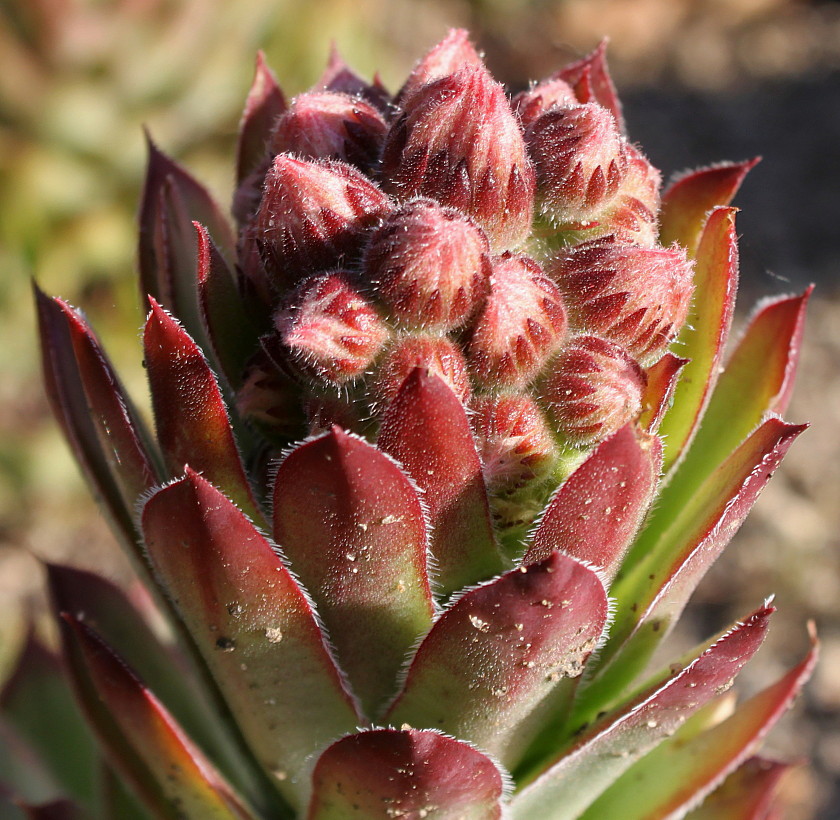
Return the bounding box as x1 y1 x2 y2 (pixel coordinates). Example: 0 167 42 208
1 0 839 816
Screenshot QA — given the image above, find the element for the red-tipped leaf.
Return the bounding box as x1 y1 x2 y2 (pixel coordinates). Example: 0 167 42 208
592 418 805 705
639 353 688 433
307 729 505 820
581 637 816 819
143 299 262 521
58 616 255 820
195 223 263 389
660 158 760 254
272 428 434 718
387 552 608 769
377 369 506 594
686 757 792 820
141 470 361 806
556 39 624 133
524 424 662 582
511 605 774 819
658 207 739 472
34 286 159 550
138 135 235 333
236 52 286 185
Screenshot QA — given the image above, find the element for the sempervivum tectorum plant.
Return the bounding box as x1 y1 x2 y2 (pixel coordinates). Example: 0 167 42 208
17 30 816 820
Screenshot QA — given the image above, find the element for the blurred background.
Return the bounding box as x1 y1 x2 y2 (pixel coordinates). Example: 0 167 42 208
1 0 838 816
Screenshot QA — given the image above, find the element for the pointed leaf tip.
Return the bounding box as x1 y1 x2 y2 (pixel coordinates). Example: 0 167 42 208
58 615 255 820
660 158 760 254
272 428 434 718
141 470 360 805
378 369 505 594
525 424 662 582
387 552 609 769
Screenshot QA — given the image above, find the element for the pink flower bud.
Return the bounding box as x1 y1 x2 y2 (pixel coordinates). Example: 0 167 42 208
469 253 568 387
256 154 392 290
526 102 627 225
511 78 577 129
542 335 646 446
473 393 558 494
397 28 484 103
364 198 491 330
549 235 693 365
373 334 470 409
275 272 390 384
602 143 662 246
270 91 388 173
382 65 535 250
554 40 624 132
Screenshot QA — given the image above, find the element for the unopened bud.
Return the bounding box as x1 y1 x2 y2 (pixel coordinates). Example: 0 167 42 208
526 102 626 225
602 143 662 246
549 235 693 365
473 393 558 495
364 198 491 330
256 154 392 290
373 333 470 409
382 65 535 250
275 272 390 384
542 335 646 446
271 91 387 173
469 253 567 387
397 28 484 103
512 78 577 129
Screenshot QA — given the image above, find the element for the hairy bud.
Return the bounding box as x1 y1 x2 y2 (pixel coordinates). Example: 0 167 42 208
256 154 392 289
541 335 646 445
382 65 535 250
469 253 568 387
397 28 484 103
603 143 662 246
549 235 693 365
270 91 388 172
275 272 390 384
373 333 470 409
364 198 491 330
473 393 558 495
527 102 626 225
511 78 577 129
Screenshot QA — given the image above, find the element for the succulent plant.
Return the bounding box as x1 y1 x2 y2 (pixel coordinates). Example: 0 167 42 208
8 28 815 820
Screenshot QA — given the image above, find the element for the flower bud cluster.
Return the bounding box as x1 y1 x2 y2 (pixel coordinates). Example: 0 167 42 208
230 33 695 528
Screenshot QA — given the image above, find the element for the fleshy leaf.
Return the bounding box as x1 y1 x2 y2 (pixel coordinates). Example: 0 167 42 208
639 353 688 433
0 636 96 808
143 299 262 522
675 287 811 481
377 369 506 595
34 286 159 551
659 158 760 255
58 616 256 820
272 428 434 717
686 757 792 820
581 637 816 819
141 470 361 807
138 135 235 339
307 729 505 820
586 418 805 713
195 222 263 390
236 52 286 185
511 605 773 819
524 424 662 583
386 552 608 769
657 207 739 472
46 563 262 800
555 39 624 133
